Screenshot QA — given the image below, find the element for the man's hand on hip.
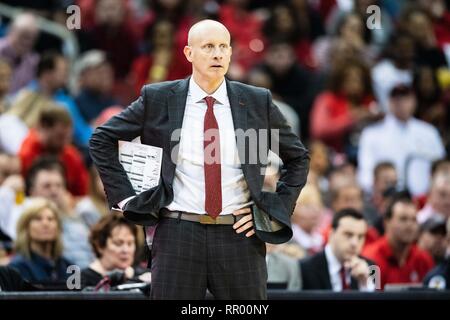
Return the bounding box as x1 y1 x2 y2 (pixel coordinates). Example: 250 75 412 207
232 207 255 237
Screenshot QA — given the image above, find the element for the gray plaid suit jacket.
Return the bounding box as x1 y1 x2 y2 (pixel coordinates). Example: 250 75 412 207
89 77 309 244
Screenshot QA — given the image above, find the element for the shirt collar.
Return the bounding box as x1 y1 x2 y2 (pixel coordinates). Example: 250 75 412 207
385 113 412 129
189 77 228 106
325 244 343 275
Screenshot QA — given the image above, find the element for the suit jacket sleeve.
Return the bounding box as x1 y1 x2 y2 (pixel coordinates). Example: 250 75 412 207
268 90 310 215
89 87 147 209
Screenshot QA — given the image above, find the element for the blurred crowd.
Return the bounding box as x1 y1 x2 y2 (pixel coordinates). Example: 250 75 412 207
1 0 450 293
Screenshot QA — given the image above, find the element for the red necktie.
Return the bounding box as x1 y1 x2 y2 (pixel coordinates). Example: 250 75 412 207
203 96 222 218
340 266 350 290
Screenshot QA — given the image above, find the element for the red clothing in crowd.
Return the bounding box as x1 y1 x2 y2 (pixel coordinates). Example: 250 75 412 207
219 4 264 71
19 130 89 196
294 40 317 70
433 11 450 49
314 0 337 24
310 91 373 152
362 236 435 289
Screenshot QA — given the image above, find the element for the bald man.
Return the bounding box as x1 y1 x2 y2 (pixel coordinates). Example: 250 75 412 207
90 20 309 299
0 12 39 94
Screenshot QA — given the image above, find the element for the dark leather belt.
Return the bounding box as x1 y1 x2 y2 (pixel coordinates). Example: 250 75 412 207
160 208 241 225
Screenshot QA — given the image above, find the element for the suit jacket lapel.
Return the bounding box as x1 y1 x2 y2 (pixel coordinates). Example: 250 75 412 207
226 79 249 172
168 77 190 161
319 251 333 290
226 79 247 133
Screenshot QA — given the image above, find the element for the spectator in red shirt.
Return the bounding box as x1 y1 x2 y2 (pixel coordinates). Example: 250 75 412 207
310 58 379 153
18 107 88 196
219 0 265 74
363 193 435 289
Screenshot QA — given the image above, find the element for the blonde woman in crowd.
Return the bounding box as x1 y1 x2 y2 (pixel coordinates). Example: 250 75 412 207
9 198 72 289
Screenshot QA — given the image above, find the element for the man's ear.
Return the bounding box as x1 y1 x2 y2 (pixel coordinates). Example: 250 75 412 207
183 46 193 62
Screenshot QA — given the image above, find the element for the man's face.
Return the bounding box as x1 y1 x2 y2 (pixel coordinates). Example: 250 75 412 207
418 231 447 260
386 202 419 245
374 167 397 195
389 93 416 121
82 63 114 94
184 24 232 85
330 217 367 262
30 170 65 205
333 186 363 212
430 181 450 218
40 123 72 152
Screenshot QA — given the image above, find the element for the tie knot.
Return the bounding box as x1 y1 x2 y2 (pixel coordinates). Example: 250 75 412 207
204 96 216 109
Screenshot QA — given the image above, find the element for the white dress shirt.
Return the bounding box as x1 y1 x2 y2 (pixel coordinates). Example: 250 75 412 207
165 78 253 215
357 114 445 195
325 244 348 292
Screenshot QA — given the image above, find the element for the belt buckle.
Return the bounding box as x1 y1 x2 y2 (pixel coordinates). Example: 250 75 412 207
199 215 217 224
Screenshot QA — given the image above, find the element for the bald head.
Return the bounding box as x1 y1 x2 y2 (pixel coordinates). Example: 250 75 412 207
9 12 39 55
11 12 38 32
184 19 232 93
187 20 231 46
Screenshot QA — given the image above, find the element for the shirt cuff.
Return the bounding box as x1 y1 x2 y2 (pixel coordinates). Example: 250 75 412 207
117 196 136 210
